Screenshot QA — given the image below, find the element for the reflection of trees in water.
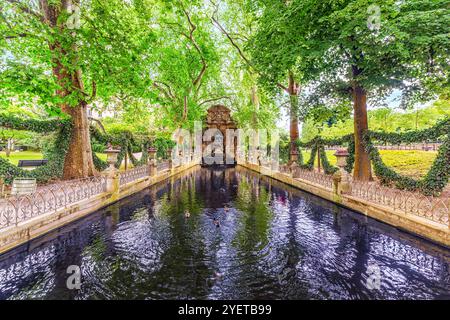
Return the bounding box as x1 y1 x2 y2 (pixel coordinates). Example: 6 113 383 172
233 176 273 251
2 167 450 299
79 170 215 299
140 171 214 298
274 195 311 298
0 246 58 300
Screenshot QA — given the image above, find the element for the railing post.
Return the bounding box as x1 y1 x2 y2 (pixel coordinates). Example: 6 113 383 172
332 171 342 196
104 147 121 200
333 149 351 200
167 148 174 171
290 162 299 178
148 147 158 177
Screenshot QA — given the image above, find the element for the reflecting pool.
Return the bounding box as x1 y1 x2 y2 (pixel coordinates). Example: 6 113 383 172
0 167 449 299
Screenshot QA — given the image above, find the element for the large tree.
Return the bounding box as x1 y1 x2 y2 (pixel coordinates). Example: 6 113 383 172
244 0 304 162
0 0 154 179
147 0 225 130
210 0 286 133
284 0 449 180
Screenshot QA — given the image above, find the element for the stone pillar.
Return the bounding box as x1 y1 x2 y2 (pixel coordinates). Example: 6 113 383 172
104 147 121 199
167 148 173 171
290 161 299 178
149 159 157 177
185 151 190 165
333 149 352 199
148 147 157 177
289 149 299 164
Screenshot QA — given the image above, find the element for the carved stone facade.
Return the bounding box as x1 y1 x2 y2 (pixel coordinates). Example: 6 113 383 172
203 105 237 165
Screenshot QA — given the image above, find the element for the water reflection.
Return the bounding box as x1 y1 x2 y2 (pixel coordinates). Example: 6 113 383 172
0 167 449 299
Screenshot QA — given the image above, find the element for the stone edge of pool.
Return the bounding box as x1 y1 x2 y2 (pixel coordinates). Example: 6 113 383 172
238 162 449 249
0 162 199 255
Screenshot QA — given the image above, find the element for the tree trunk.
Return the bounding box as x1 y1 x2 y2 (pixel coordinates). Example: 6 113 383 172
40 0 96 180
352 83 372 181
61 102 96 179
288 72 300 163
289 95 299 155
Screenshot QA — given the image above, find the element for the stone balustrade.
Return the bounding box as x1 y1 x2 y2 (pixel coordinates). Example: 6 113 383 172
237 153 450 247
0 154 201 254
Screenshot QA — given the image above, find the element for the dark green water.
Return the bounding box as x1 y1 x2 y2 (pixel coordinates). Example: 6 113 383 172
0 167 449 299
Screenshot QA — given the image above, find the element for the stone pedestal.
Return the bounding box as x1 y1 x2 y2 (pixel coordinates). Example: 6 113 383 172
289 148 299 164
106 170 119 194
290 162 300 178
333 148 352 197
104 147 121 199
149 159 157 177
167 148 174 171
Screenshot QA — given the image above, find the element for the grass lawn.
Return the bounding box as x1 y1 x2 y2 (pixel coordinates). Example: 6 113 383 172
96 153 107 161
0 151 43 166
301 149 437 179
378 150 437 178
0 152 120 169
1 150 438 178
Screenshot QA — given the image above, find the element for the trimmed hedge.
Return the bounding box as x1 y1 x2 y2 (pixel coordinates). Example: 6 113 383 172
295 117 449 196
365 118 450 195
0 114 164 183
0 114 72 184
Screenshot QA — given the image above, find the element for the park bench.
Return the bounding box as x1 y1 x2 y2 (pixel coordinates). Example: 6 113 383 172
17 159 48 168
11 178 37 196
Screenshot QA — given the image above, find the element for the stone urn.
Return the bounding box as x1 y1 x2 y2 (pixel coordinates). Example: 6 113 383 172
105 146 120 172
334 148 349 169
148 147 158 160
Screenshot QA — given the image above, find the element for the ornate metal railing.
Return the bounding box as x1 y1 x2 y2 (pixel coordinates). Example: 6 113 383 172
294 167 334 190
279 164 291 175
277 164 334 190
349 180 449 226
157 161 170 172
0 176 107 230
119 165 149 186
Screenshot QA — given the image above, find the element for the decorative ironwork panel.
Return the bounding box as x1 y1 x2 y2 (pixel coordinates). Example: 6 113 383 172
350 180 449 226
157 161 170 172
119 165 150 186
292 167 334 190
0 176 107 230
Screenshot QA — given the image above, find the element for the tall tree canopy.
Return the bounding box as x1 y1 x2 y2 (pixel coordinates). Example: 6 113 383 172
247 0 449 180
0 0 448 181
0 0 156 178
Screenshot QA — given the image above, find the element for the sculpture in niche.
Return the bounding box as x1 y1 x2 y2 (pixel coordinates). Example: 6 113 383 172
203 105 237 165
